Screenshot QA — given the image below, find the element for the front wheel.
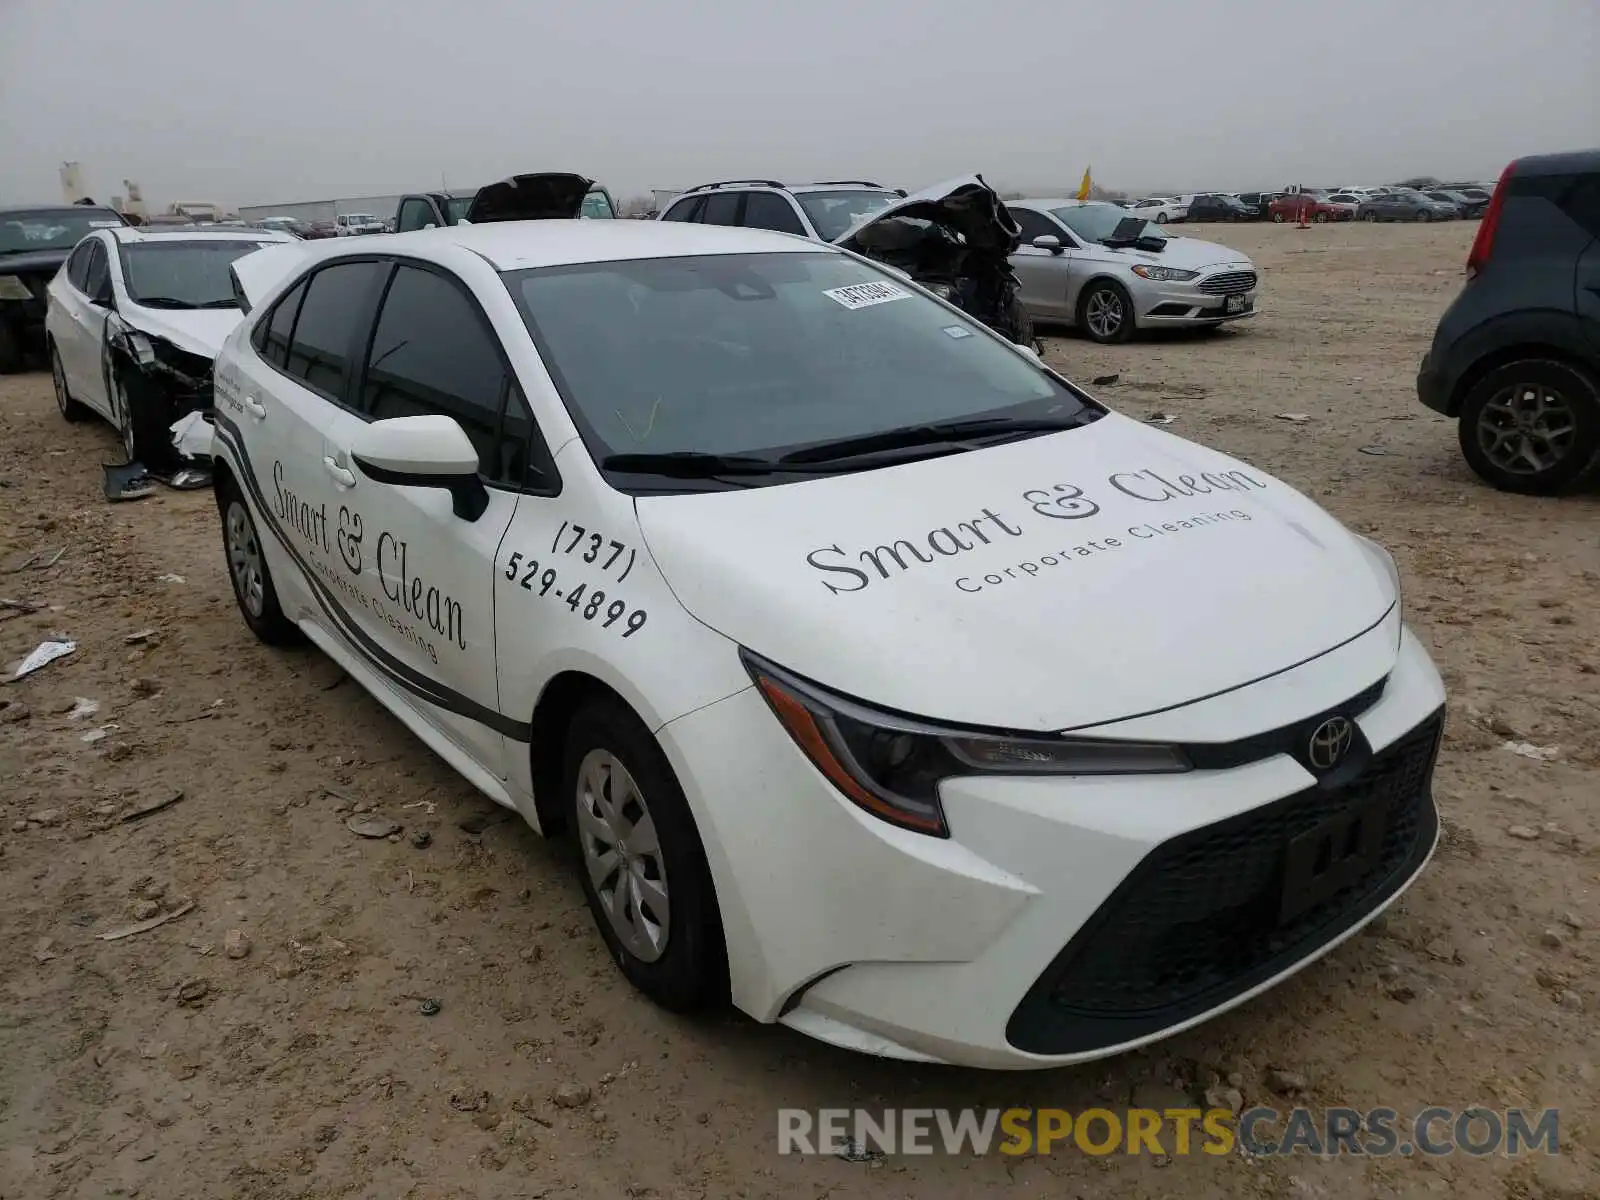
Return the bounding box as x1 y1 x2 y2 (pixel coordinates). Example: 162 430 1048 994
1363 212 1379 222
1078 280 1134 344
1313 211 1328 223
216 473 302 644
565 698 727 1012
1154 212 1168 224
1457 359 1600 495
1415 209 1431 222
1271 211 1285 223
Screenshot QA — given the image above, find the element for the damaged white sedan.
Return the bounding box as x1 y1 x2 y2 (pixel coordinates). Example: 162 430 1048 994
46 226 296 493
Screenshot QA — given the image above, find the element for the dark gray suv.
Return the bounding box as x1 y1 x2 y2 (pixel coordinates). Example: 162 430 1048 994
1417 150 1600 494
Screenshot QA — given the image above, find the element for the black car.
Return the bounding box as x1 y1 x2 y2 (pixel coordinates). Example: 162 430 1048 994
1417 149 1600 494
1235 192 1279 220
1186 194 1251 222
0 205 126 372
1426 189 1488 218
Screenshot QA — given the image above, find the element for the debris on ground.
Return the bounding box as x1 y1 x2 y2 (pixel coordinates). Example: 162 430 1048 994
81 724 117 743
1502 741 1560 761
1507 824 1541 840
122 789 185 821
66 697 100 720
1091 373 1120 386
551 1082 592 1109
156 573 185 584
3 547 65 573
1275 413 1310 423
8 639 76 681
175 978 209 1007
96 900 195 941
104 462 157 503
348 815 402 839
1357 445 1391 456
1145 412 1177 424
409 829 433 849
419 998 442 1016
458 809 513 835
124 629 157 645
224 929 251 959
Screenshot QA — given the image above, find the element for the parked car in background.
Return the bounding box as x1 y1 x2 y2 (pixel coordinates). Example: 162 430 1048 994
1235 192 1281 220
1186 194 1253 222
1006 199 1257 343
1126 196 1187 224
1268 192 1349 223
253 216 311 238
0 204 127 372
45 226 295 470
395 175 621 232
211 216 1444 1069
1426 190 1488 218
1417 149 1600 494
333 213 386 236
659 179 904 241
1356 190 1459 222
1325 193 1364 219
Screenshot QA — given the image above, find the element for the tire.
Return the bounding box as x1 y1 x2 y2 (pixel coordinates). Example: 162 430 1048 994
1456 359 1600 495
1313 211 1328 224
0 320 25 375
1363 212 1379 223
50 345 90 422
1154 212 1168 224
1415 209 1431 222
564 698 727 1012
1271 212 1285 223
215 471 301 644
1077 280 1134 344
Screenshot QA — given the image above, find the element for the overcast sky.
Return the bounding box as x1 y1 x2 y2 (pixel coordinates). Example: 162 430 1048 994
2 0 1596 209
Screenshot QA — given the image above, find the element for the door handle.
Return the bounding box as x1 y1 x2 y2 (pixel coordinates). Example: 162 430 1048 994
243 395 267 419
323 456 356 487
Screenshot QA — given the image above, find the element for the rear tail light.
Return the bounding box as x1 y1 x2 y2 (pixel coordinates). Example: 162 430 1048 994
1466 162 1513 279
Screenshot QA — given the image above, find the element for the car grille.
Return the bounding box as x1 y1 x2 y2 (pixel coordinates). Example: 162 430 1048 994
1198 270 1257 295
1005 709 1443 1055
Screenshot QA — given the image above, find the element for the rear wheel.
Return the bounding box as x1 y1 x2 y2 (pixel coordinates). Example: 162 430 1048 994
1363 212 1379 222
1154 212 1168 224
565 698 727 1012
51 345 89 422
1457 359 1600 495
1313 211 1328 223
216 472 301 644
1271 211 1285 223
1078 280 1134 344
1414 209 1431 222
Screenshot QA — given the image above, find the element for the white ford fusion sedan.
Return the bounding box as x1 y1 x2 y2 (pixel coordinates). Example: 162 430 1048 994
211 221 1446 1069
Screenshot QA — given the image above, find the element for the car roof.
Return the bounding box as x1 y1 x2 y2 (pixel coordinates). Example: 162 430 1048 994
109 226 296 244
1511 149 1600 178
323 220 828 271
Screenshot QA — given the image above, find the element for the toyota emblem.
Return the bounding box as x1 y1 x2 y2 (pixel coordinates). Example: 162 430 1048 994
1307 716 1355 771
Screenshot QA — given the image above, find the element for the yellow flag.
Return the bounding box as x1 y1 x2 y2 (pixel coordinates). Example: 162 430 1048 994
1076 166 1093 201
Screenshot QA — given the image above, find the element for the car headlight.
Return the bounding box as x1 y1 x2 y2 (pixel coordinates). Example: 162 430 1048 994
1130 265 1199 282
924 282 953 300
0 276 33 301
742 650 1190 838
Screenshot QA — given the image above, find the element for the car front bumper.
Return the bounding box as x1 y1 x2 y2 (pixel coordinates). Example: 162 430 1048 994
660 623 1446 1069
1131 269 1259 329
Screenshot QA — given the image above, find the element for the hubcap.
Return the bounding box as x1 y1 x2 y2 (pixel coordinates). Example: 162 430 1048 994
1084 289 1124 339
1477 383 1576 476
576 749 670 963
225 501 266 617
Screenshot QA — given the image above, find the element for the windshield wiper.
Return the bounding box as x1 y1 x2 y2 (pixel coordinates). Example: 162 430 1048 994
130 296 199 309
778 416 1085 465
601 451 787 477
192 298 239 309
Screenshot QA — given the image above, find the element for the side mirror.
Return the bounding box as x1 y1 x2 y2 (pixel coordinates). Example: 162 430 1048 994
1031 234 1064 253
349 415 488 521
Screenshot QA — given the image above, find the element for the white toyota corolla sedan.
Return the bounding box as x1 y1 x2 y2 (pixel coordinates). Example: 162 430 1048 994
211 220 1446 1069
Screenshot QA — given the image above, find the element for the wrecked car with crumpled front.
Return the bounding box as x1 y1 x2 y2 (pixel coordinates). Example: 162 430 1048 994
45 225 296 498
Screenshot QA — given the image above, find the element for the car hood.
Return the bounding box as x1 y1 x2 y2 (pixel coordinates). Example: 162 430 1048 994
833 173 1021 255
1075 235 1251 271
0 248 71 276
465 172 595 222
118 303 242 360
636 414 1395 731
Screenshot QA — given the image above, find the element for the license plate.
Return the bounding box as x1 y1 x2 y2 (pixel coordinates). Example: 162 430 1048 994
1279 796 1388 924
1224 294 1249 314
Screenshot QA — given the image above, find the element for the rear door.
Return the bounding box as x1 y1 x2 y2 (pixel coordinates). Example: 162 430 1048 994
61 238 114 412
50 238 101 402
319 258 536 773
217 258 389 627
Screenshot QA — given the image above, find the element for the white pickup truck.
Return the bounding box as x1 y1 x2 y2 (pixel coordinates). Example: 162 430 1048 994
333 213 386 236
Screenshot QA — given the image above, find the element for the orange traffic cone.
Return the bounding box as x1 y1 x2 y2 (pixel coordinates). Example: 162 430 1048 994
1296 197 1311 230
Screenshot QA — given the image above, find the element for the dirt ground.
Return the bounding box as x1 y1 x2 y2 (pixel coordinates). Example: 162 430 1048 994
2 220 1598 1200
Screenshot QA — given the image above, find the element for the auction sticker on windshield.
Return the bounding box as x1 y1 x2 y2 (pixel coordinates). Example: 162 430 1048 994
823 280 911 310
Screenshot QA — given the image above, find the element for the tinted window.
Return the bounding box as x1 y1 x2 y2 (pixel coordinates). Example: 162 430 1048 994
742 193 806 236
83 242 110 301
396 198 439 232
283 261 386 400
1011 209 1059 243
699 192 742 226
508 252 1095 485
362 264 528 485
121 240 270 307
661 196 702 222
1554 174 1600 240
0 209 120 254
256 278 307 369
66 241 95 290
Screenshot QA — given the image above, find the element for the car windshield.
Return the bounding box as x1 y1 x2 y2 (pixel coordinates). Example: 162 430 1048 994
446 196 475 220
506 251 1096 488
795 190 899 240
1049 204 1164 244
0 209 121 255
121 240 275 307
581 191 616 219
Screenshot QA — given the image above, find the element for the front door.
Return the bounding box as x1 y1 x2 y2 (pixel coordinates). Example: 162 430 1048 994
320 260 527 773
1008 209 1075 321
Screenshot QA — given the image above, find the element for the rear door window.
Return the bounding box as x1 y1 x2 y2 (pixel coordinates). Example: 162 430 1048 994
742 193 806 236
698 192 743 226
661 196 703 223
255 278 308 369
281 261 387 402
